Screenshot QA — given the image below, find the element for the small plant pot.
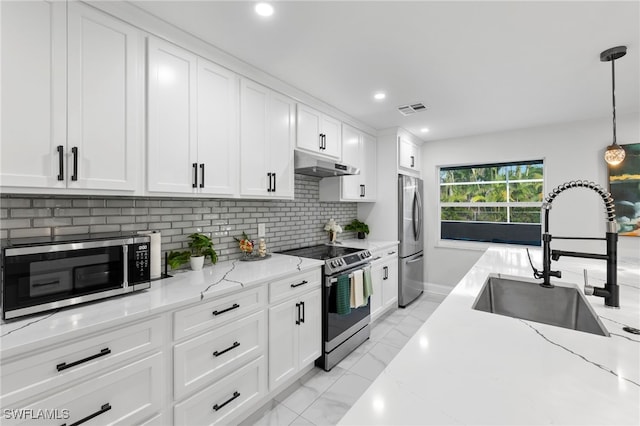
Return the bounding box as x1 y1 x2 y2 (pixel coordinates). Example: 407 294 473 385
357 232 366 239
190 256 205 271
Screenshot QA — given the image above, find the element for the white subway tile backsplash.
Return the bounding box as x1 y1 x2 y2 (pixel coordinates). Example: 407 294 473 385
0 175 357 265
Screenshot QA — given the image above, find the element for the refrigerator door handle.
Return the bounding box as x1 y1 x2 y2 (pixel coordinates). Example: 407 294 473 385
411 191 420 241
415 190 423 241
406 254 424 264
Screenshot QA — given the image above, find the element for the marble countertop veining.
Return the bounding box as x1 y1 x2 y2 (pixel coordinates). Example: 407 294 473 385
336 239 399 252
339 247 640 426
0 254 323 359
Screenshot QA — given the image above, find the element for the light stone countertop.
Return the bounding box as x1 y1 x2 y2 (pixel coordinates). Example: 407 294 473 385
339 246 640 425
0 254 323 359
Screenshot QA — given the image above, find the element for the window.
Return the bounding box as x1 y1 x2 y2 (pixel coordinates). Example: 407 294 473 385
439 160 544 246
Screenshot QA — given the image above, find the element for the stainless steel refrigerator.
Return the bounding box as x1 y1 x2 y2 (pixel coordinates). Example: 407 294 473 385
398 174 424 307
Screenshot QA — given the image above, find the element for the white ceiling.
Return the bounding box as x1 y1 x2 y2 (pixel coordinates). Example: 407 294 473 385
129 1 640 142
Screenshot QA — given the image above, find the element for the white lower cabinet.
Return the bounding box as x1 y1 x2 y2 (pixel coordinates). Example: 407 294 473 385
268 271 322 391
370 248 399 322
5 353 163 426
173 356 267 426
173 310 266 400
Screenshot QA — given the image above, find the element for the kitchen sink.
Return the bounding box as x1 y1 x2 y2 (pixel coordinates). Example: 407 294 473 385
472 274 609 337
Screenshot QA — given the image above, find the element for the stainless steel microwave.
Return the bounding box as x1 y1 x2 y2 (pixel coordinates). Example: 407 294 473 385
1 233 151 320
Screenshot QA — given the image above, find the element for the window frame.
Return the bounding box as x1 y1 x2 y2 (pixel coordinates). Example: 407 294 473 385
437 159 545 247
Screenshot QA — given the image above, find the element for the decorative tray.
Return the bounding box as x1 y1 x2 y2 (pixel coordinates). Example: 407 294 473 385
239 253 272 262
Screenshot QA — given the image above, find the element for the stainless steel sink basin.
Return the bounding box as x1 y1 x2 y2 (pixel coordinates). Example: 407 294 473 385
472 274 609 337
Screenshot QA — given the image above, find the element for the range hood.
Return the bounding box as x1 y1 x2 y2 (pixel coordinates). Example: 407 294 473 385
294 150 360 178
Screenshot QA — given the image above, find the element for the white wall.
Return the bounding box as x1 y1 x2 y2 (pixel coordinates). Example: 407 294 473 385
422 113 640 288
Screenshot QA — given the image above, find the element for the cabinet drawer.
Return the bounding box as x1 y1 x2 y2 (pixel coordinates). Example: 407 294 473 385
174 310 266 400
3 352 162 426
174 285 266 340
174 355 266 426
0 317 163 407
269 269 321 304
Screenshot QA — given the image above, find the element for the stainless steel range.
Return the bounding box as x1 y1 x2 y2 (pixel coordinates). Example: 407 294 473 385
279 244 372 371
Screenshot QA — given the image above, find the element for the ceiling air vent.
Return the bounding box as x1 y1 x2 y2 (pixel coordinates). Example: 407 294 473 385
397 103 427 116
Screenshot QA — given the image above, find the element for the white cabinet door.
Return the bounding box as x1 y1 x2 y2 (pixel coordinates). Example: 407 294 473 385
361 133 377 201
67 3 141 191
147 37 198 193
295 104 341 159
296 104 323 154
370 262 385 321
268 300 298 390
340 125 362 200
320 114 342 159
240 79 294 199
268 91 295 198
197 57 239 196
0 0 66 189
382 257 399 309
398 137 420 174
298 288 322 366
240 79 270 197
382 256 398 308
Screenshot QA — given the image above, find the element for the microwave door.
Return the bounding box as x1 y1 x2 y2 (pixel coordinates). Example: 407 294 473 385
30 270 73 297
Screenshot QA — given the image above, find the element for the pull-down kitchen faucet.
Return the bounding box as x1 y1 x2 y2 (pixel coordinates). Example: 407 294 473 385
530 180 619 308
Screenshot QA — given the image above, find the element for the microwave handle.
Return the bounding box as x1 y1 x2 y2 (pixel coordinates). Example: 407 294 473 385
123 245 129 287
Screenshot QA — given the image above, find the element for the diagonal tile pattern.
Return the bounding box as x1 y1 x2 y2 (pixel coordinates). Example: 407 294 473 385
243 294 442 426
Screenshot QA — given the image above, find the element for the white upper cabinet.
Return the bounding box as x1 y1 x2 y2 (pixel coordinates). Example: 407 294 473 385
296 104 341 159
0 1 142 193
197 58 239 196
147 37 239 196
240 79 295 199
319 125 376 202
398 136 421 175
67 2 142 191
1 1 67 189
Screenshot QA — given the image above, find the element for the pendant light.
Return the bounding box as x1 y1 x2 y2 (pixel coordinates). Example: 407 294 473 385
601 46 627 166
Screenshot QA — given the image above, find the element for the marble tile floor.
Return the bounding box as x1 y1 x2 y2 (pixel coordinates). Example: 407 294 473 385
243 293 444 426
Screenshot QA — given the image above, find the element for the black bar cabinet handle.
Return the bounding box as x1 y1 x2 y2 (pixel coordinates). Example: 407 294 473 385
300 301 305 323
71 147 78 181
383 266 389 280
213 341 240 357
192 163 198 188
200 163 205 188
61 403 111 426
272 172 276 192
57 145 64 180
290 280 308 288
213 391 241 412
212 303 239 316
410 155 415 168
295 302 301 325
56 348 111 372
267 172 272 192
323 134 327 150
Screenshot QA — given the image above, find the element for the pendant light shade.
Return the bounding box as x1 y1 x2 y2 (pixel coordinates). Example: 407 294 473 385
601 46 627 166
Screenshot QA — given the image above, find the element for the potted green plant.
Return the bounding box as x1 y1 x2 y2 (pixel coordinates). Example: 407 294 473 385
167 233 218 271
344 219 370 239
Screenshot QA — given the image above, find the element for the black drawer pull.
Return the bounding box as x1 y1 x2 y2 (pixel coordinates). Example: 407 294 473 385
212 303 240 316
56 348 111 372
290 280 308 288
213 341 240 357
213 391 240 412
57 145 64 180
61 403 111 426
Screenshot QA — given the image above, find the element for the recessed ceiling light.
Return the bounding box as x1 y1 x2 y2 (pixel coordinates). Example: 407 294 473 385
255 2 274 17
421 128 430 133
374 92 386 100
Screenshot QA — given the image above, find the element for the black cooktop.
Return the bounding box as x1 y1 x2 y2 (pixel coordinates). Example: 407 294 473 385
278 244 361 260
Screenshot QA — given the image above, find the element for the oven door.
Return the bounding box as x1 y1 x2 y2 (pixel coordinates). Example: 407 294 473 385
2 244 125 319
324 264 371 352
